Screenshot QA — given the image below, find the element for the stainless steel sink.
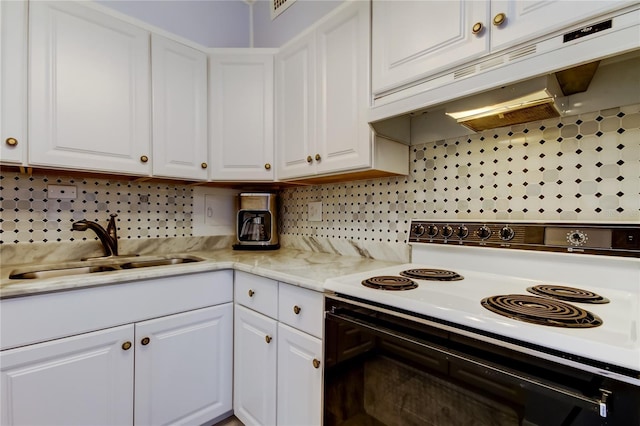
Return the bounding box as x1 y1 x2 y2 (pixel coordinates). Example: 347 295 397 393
119 256 202 269
8 255 204 280
9 265 118 280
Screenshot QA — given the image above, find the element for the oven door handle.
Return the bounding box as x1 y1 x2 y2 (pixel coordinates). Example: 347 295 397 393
326 310 610 417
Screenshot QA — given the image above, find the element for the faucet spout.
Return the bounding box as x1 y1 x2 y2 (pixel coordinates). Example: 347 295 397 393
72 214 119 257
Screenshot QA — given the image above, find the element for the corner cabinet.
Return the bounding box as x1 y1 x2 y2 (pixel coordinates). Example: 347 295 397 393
28 1 152 175
0 271 233 426
276 1 407 181
151 34 208 180
233 271 323 426
209 52 275 181
0 0 28 166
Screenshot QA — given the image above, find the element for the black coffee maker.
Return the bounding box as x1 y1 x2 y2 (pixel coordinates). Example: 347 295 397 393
233 193 279 250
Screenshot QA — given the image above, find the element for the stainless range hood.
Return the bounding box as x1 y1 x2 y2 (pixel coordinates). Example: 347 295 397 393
372 51 640 144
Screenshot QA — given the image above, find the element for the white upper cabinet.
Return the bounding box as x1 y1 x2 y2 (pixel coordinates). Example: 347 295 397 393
275 32 316 180
489 0 637 51
151 34 208 180
209 52 274 181
277 1 379 180
0 0 27 165
372 0 637 99
372 0 489 96
28 1 152 175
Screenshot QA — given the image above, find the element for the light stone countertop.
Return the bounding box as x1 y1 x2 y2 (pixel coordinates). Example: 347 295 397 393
0 248 402 299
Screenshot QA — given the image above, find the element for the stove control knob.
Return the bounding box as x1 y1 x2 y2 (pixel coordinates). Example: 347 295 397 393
426 224 439 238
567 230 588 246
441 225 453 238
455 226 469 239
412 224 425 237
477 225 492 240
499 226 515 241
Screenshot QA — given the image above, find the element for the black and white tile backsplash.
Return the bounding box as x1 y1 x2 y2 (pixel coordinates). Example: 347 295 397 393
279 104 640 243
0 175 192 244
1 104 638 245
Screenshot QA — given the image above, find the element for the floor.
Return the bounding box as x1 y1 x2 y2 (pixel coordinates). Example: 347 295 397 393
214 415 244 426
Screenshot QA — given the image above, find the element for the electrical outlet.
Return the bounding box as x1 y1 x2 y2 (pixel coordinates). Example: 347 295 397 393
308 201 322 222
47 184 77 199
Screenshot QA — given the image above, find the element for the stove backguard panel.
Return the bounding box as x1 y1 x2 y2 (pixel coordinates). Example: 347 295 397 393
1 103 638 245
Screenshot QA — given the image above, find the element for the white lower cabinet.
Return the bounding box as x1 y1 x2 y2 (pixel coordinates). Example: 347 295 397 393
233 271 324 426
0 271 234 426
0 325 134 426
134 304 233 426
233 304 278 426
277 323 322 426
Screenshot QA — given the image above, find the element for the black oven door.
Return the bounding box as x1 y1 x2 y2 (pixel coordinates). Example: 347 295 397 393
323 296 639 426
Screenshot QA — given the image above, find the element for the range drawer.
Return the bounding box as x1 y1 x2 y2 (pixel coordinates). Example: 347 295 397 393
234 271 278 319
278 283 323 339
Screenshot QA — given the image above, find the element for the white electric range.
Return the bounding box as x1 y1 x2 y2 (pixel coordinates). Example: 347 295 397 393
324 221 640 386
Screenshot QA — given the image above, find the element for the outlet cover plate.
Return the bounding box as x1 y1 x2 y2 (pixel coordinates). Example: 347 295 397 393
308 201 322 222
48 184 77 199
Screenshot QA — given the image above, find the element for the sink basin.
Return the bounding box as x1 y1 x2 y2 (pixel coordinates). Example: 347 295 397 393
8 256 204 280
9 265 118 280
119 256 202 269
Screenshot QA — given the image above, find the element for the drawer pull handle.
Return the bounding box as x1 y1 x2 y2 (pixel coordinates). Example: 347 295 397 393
201 162 208 169
141 337 151 346
265 335 272 344
472 22 484 35
248 289 255 297
5 137 18 147
312 358 321 369
306 155 313 163
315 154 321 161
265 163 271 170
122 341 132 351
140 155 149 163
293 305 301 315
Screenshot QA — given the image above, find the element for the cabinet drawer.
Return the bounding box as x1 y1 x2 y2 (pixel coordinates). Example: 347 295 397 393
278 284 323 338
234 271 278 318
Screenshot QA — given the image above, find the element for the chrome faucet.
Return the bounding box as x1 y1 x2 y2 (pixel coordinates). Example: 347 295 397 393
72 214 119 257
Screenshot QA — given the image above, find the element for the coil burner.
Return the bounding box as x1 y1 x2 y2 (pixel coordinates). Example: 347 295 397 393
527 284 610 304
481 294 603 328
399 268 464 281
362 276 418 291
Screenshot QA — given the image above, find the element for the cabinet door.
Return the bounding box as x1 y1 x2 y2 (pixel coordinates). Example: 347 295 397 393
316 1 371 175
210 53 274 181
151 34 208 180
233 304 277 426
371 0 489 96
134 304 233 426
28 1 151 175
275 32 316 180
277 323 322 426
490 0 636 52
0 325 134 426
0 0 27 165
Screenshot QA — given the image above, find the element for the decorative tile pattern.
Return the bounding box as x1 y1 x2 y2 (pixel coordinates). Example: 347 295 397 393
1 104 638 245
0 174 192 244
279 104 640 244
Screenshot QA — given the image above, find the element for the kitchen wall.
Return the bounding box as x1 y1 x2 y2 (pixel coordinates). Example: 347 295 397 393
1 103 638 246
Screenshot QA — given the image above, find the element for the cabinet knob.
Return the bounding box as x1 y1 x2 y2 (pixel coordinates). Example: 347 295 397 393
264 163 271 170
141 337 151 346
312 358 321 369
315 154 321 161
307 155 313 163
5 137 18 147
122 341 132 351
472 22 484 35
248 289 255 297
493 13 506 27
265 335 272 344
293 305 301 315
201 162 208 169
140 155 149 163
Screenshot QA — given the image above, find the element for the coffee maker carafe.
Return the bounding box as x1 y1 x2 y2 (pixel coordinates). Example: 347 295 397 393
233 193 279 250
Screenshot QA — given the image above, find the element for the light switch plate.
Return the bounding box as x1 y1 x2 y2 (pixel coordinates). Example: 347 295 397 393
308 201 322 222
